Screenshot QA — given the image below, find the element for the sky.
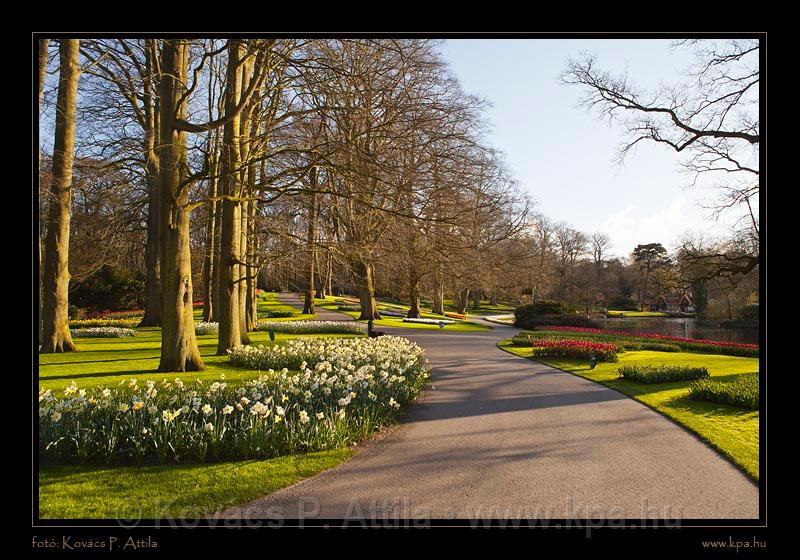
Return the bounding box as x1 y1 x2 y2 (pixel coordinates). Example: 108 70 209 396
439 39 741 259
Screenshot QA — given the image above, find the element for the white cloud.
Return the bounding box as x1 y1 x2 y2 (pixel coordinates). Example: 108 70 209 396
602 197 688 256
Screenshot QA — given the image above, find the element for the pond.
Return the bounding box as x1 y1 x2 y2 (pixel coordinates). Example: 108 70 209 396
595 317 759 344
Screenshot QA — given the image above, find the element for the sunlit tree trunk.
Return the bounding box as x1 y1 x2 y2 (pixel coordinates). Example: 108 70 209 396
157 39 204 372
354 260 380 320
303 170 318 315
407 267 421 318
217 40 244 354
41 39 80 354
202 123 221 323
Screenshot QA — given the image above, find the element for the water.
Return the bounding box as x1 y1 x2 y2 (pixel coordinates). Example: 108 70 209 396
595 317 759 344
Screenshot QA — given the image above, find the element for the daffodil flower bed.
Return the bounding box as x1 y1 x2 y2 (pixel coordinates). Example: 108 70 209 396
195 322 219 335
402 317 455 325
70 327 137 338
256 320 366 334
68 318 140 329
39 337 429 466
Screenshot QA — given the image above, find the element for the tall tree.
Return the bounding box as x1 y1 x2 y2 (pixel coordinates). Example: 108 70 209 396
156 40 204 372
41 39 80 354
632 242 670 310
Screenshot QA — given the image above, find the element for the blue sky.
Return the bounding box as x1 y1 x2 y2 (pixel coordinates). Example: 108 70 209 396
439 39 740 258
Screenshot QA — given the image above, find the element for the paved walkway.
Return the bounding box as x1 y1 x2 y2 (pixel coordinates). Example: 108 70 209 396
225 293 758 520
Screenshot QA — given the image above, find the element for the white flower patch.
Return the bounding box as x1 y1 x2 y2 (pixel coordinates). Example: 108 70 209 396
378 309 406 318
39 336 430 466
195 322 219 335
255 320 366 335
70 327 137 338
402 318 456 325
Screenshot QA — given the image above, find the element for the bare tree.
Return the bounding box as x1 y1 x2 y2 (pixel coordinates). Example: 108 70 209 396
563 40 759 278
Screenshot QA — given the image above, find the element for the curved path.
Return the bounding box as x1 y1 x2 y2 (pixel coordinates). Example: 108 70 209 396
225 293 758 520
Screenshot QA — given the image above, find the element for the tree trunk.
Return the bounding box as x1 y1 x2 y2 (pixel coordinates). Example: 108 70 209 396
455 288 470 315
238 195 250 343
139 42 162 327
407 269 421 318
210 199 222 321
471 288 481 309
216 40 245 355
354 260 380 320
246 199 258 330
326 248 333 297
202 129 220 322
41 39 80 353
303 173 318 315
432 282 444 315
157 40 204 372
38 38 49 345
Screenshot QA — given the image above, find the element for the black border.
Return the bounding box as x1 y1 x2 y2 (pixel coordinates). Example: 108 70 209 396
32 31 768 554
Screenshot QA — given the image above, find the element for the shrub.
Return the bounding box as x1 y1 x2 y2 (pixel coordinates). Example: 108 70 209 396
607 297 639 311
618 365 710 384
688 373 759 410
514 311 599 330
195 322 219 335
262 310 295 318
255 320 365 335
70 327 137 338
529 340 619 362
69 318 140 329
39 337 430 465
69 264 144 312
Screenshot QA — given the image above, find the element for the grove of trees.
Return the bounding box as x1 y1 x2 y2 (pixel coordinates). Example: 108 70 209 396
37 38 761 370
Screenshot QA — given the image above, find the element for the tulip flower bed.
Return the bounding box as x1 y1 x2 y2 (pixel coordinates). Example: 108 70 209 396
445 312 468 320
337 304 363 312
513 328 758 358
256 320 366 335
86 309 144 320
39 337 429 466
618 364 710 384
69 318 140 329
529 340 619 362
195 322 219 335
70 327 137 338
689 372 759 410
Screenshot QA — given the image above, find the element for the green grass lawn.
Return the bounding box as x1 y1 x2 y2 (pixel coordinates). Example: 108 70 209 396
312 295 492 332
256 291 314 321
606 310 669 317
39 449 352 519
497 340 760 480
40 327 361 392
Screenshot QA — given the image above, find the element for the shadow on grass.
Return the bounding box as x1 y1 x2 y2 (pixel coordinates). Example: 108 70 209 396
665 393 758 417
